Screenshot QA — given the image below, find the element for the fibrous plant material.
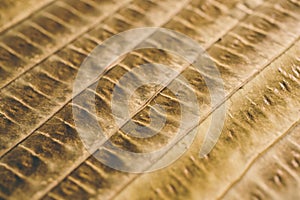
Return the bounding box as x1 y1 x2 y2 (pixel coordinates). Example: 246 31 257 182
0 0 299 199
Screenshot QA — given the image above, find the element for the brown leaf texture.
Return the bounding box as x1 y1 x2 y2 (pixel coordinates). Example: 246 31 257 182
0 0 299 199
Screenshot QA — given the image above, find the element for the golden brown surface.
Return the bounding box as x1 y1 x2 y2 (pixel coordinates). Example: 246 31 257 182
0 0 299 199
